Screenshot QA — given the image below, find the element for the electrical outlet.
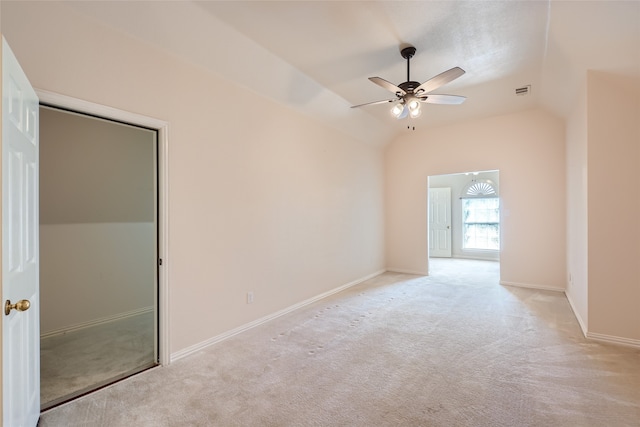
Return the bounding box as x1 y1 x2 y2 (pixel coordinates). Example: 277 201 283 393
247 292 254 304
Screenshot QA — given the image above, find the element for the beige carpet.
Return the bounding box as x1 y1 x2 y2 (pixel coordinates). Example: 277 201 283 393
40 259 640 426
40 311 156 408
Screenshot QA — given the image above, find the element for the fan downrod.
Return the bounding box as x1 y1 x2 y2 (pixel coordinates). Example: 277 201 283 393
400 45 420 92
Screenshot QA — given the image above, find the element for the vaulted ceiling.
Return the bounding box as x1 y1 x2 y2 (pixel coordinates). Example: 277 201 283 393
60 1 640 145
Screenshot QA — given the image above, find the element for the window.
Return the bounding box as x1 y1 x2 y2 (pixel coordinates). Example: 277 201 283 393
461 180 499 250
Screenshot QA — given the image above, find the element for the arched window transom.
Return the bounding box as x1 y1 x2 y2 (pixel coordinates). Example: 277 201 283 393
461 179 498 198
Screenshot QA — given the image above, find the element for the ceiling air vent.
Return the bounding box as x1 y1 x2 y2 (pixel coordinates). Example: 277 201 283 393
515 85 531 96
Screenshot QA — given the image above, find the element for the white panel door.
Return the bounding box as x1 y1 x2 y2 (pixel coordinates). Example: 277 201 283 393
428 187 452 257
2 37 40 427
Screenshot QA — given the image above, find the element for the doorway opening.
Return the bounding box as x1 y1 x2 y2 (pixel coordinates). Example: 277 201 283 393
428 170 500 275
37 94 169 410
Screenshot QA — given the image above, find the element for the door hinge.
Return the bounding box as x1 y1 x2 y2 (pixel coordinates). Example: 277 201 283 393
158 258 163 266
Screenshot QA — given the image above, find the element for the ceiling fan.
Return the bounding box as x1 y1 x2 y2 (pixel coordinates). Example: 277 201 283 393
351 45 466 119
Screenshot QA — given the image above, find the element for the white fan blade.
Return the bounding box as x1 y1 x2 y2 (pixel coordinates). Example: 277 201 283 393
419 94 466 105
351 99 396 108
415 67 465 95
369 77 406 96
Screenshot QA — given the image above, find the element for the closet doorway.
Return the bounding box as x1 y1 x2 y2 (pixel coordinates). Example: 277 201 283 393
39 105 159 409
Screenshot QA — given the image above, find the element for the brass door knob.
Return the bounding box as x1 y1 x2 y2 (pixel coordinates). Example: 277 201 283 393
4 299 30 316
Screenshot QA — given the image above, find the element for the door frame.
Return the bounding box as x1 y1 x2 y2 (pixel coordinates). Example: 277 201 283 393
36 89 170 366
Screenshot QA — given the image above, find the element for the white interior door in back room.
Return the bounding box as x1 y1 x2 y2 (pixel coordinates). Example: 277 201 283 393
428 187 452 258
38 106 159 409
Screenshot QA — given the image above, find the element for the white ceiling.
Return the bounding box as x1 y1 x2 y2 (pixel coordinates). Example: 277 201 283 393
65 1 640 146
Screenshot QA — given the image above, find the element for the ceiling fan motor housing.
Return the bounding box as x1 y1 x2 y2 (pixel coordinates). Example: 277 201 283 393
399 81 422 94
400 46 416 60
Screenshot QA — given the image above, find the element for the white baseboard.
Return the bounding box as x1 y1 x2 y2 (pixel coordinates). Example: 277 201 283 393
452 254 500 262
564 291 588 337
586 332 640 349
41 306 154 339
500 280 565 292
170 270 386 362
565 292 640 349
385 268 428 276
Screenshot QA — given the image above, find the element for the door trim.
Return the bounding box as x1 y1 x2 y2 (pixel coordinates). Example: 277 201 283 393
35 89 170 366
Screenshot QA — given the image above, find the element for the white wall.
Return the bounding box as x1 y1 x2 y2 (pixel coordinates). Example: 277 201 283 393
39 107 156 224
586 71 640 342
40 223 155 335
386 108 566 290
429 171 500 261
565 79 589 332
565 71 640 344
1 2 385 355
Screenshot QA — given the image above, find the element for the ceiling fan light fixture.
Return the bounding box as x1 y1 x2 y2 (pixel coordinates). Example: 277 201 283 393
407 97 421 112
391 103 405 118
403 94 421 118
